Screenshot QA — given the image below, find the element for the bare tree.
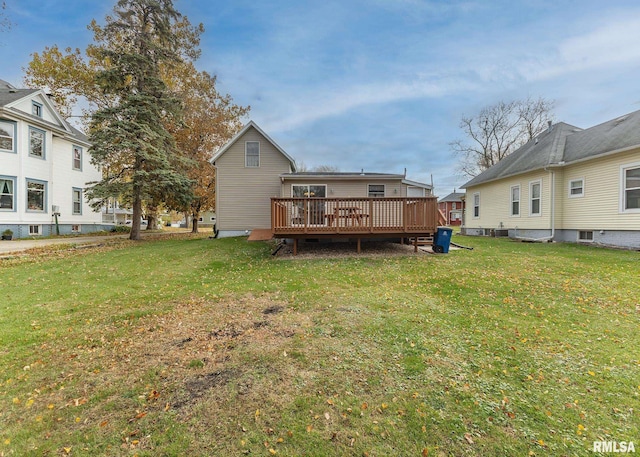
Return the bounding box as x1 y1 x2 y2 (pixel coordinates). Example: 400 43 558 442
451 97 554 178
294 161 339 173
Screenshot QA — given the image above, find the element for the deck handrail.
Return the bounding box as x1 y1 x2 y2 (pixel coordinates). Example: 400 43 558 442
271 196 438 236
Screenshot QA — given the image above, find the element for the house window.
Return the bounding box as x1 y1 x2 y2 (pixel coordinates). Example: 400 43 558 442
569 179 584 197
29 127 46 159
452 202 457 210
0 176 16 211
578 231 593 242
510 185 520 216
29 225 41 236
72 188 82 215
71 225 80 233
0 119 16 153
368 184 385 197
32 101 43 118
473 192 480 218
72 146 83 170
26 179 47 212
621 164 640 212
245 141 260 167
530 181 541 216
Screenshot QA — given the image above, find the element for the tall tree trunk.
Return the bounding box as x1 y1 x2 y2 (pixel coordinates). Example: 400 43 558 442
191 213 199 233
146 202 158 231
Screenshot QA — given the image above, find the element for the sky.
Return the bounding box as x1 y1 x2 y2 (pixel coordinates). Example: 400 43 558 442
2 0 640 196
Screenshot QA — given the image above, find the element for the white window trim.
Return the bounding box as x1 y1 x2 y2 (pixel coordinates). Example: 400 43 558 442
367 184 386 198
29 225 42 236
620 162 640 213
568 178 585 198
71 224 81 233
245 141 260 168
472 192 480 219
529 180 542 217
577 230 594 242
291 184 327 197
510 185 520 217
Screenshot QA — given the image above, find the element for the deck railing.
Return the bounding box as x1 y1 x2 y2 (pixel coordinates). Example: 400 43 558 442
271 197 438 236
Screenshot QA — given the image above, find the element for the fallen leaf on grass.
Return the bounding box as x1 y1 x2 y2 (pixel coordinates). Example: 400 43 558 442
464 433 474 444
422 448 429 456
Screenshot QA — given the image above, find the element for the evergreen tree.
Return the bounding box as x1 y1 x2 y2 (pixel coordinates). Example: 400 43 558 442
86 0 193 240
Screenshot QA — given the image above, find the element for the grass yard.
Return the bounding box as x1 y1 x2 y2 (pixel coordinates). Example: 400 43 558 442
0 234 638 456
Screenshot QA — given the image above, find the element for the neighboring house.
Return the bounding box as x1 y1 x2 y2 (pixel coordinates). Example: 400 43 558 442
0 79 103 238
211 121 434 238
462 112 640 249
438 191 465 226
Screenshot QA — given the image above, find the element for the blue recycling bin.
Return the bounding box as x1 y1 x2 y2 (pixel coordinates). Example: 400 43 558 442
433 227 453 253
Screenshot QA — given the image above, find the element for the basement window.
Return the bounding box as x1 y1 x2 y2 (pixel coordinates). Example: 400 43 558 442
578 231 593 242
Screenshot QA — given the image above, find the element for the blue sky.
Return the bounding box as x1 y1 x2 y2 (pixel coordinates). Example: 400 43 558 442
2 0 640 196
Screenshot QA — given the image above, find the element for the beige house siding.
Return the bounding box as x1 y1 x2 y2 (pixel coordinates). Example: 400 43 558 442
559 149 640 230
466 170 552 230
215 126 293 232
281 179 405 197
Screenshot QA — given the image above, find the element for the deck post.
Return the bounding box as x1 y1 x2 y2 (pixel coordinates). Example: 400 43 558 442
293 238 298 256
357 238 361 253
414 236 418 252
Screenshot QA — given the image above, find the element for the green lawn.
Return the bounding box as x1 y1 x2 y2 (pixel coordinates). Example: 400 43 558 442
1 235 638 456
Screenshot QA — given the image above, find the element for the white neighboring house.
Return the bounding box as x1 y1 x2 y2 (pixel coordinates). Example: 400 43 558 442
0 79 103 238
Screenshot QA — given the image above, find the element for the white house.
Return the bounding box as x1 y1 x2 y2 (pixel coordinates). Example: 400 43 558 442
0 79 103 238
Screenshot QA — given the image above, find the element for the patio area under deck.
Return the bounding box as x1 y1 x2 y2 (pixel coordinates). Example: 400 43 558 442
271 197 441 254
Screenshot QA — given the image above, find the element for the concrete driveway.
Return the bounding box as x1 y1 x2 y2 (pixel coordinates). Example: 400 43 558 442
0 229 193 256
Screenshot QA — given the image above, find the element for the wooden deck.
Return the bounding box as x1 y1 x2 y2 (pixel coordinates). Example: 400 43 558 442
271 197 441 254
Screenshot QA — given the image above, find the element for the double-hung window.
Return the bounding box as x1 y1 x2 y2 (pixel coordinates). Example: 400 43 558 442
0 119 16 153
73 146 83 170
368 184 385 197
26 179 47 212
245 141 260 167
472 192 480 218
569 179 584 197
29 127 46 159
72 188 82 215
0 176 16 211
621 164 640 212
530 181 541 216
510 185 520 216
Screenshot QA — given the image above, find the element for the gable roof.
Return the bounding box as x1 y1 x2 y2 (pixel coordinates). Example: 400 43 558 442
462 108 640 188
0 80 82 141
210 120 296 169
439 192 464 203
